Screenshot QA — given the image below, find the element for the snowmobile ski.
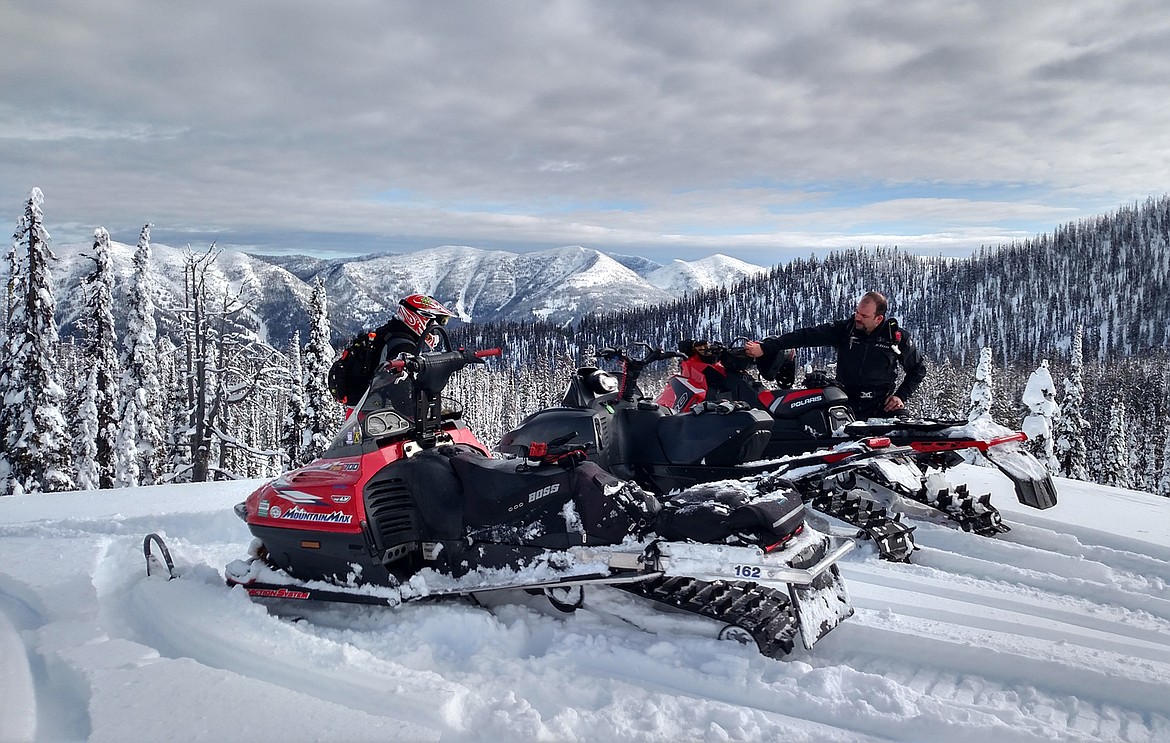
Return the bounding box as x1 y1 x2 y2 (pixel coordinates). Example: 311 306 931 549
143 533 177 580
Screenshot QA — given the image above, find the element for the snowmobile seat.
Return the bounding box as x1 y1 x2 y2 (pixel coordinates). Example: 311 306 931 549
656 406 772 466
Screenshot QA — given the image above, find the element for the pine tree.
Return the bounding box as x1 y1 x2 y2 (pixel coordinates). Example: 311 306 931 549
75 367 102 490
1054 325 1089 480
75 228 122 490
301 278 336 463
1102 398 1132 489
118 224 167 485
157 335 188 479
1021 359 1059 473
1158 423 1170 498
967 347 994 423
282 330 308 468
1 189 74 494
0 234 27 492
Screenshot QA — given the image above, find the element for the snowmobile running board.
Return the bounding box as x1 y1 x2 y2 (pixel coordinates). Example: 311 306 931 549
225 536 855 605
226 572 650 607
222 534 855 658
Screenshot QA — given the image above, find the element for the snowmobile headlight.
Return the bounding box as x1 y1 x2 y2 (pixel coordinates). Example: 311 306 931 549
365 410 410 438
589 371 619 394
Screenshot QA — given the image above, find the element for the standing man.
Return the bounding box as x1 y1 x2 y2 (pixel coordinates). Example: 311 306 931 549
744 291 927 419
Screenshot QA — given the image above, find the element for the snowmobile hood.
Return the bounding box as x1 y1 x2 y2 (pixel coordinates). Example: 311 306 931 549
245 456 366 534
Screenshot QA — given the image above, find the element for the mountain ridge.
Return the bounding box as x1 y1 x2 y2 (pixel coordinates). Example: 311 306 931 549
26 242 765 347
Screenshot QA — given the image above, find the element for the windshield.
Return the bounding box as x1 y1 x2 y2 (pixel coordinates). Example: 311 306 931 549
321 339 437 455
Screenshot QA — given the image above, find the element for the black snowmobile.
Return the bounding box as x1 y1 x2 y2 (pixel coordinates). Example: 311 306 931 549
499 343 1056 562
498 344 921 561
212 327 855 658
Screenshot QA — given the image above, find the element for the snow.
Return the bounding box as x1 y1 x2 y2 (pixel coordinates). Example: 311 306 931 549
644 254 767 295
2 470 1170 742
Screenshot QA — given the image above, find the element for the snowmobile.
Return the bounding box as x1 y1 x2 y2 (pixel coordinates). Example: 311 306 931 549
655 340 1056 511
213 326 855 658
498 344 920 561
499 343 1056 561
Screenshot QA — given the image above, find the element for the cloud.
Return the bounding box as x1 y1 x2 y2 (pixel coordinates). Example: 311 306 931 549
2 0 1168 263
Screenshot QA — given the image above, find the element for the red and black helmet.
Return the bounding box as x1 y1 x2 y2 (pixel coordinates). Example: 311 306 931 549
396 294 457 336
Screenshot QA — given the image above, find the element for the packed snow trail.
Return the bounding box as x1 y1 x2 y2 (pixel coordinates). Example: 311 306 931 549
1 468 1169 742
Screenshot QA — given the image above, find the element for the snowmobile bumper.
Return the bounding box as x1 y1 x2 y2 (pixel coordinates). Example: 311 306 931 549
586 533 855 650
981 439 1058 509
653 537 855 649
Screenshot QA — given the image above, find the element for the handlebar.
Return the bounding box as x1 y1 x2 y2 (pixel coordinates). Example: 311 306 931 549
386 346 501 373
596 342 685 366
384 346 501 394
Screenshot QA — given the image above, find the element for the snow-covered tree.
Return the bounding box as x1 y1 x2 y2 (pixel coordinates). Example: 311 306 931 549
1101 398 1132 489
1054 325 1089 480
967 347 994 423
282 330 308 468
301 278 336 463
1021 359 1059 473
157 335 189 478
118 224 167 485
2 239 21 328
75 228 122 490
0 233 27 492
1159 423 1170 498
1 189 75 494
75 368 102 490
171 247 289 481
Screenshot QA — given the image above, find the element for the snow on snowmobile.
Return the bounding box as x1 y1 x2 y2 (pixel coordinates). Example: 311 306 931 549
212 326 855 658
499 344 922 561
656 340 1059 532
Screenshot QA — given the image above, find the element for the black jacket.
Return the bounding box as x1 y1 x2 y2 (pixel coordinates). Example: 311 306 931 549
366 318 426 414
761 317 927 406
375 318 423 365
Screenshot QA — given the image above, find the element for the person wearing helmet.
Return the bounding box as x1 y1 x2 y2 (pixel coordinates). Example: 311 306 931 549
676 338 729 394
329 294 457 414
376 293 458 365
341 294 458 418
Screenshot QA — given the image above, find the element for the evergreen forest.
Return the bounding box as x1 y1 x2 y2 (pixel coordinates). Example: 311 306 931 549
2 189 1168 497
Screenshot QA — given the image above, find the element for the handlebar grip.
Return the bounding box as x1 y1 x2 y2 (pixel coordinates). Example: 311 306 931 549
474 348 502 358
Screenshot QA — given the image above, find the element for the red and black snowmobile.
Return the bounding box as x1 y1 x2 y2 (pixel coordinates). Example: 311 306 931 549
220 326 856 658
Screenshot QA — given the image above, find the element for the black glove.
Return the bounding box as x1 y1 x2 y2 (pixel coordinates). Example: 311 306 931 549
756 340 796 386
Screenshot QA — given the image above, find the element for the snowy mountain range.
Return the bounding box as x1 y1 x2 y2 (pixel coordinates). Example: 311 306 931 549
1 466 1167 742
35 241 765 346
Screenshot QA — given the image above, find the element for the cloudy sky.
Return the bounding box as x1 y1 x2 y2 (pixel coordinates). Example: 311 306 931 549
3 1 1169 265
